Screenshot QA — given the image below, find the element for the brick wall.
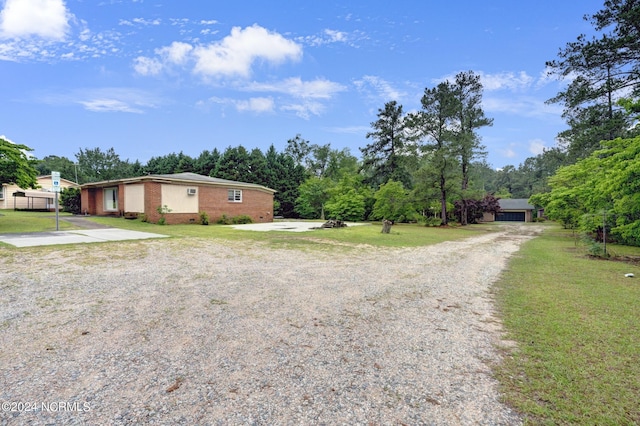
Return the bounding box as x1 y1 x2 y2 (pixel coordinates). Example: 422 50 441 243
83 181 274 224
144 181 162 223
198 186 273 224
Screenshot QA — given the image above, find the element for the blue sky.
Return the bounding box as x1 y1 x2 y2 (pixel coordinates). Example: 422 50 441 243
0 0 604 169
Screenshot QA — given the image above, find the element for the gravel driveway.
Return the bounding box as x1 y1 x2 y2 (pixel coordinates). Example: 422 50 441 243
0 224 541 425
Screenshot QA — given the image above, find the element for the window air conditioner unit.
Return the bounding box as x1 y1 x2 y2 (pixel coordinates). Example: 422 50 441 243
187 188 197 195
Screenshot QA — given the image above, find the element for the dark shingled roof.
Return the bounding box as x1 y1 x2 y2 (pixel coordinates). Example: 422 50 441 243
498 198 535 210
80 172 276 193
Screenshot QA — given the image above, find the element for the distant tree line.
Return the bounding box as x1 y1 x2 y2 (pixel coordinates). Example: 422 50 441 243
11 0 640 243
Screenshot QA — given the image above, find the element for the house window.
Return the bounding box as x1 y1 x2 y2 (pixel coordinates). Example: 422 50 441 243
0 186 4 200
104 187 118 211
227 189 242 202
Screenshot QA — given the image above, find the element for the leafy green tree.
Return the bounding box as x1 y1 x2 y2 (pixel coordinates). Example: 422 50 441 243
494 165 518 197
175 153 195 173
36 155 78 182
213 146 252 182
324 174 372 221
246 148 270 185
284 134 312 167
371 180 415 222
0 137 38 188
195 149 221 177
468 160 499 193
264 145 307 217
324 147 359 180
294 176 334 219
76 147 136 183
361 100 413 189
144 152 195 175
531 135 640 245
145 153 180 174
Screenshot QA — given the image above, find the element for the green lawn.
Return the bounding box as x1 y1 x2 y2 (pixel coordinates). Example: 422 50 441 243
0 210 79 233
85 215 496 249
0 210 498 249
494 224 640 425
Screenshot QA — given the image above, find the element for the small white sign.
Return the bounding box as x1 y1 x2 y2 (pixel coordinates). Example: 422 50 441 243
51 171 61 193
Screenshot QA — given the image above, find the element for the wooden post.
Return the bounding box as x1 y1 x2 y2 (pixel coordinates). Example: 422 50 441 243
381 219 393 234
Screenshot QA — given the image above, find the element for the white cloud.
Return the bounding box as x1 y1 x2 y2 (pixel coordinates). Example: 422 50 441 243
133 56 163 76
134 24 302 79
478 71 534 91
298 28 366 48
207 96 275 114
0 0 71 40
324 29 346 43
354 75 406 102
236 97 274 113
78 98 144 113
245 77 346 99
37 87 159 113
501 148 517 158
483 95 563 118
326 125 370 134
192 24 302 78
528 139 547 155
157 41 193 65
281 101 325 119
302 28 348 46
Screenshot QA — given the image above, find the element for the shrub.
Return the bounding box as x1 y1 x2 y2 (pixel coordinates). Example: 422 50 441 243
580 233 610 258
156 205 171 225
215 214 253 225
232 215 253 224
60 187 81 215
216 214 232 225
423 216 443 227
199 211 209 225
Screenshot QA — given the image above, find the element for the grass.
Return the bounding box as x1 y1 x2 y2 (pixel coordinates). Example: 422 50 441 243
80 215 497 249
494 224 640 425
0 210 79 233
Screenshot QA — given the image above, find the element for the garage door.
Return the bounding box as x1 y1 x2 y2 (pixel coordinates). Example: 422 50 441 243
496 211 525 222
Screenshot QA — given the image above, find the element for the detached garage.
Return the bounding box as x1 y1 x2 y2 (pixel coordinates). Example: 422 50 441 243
483 198 536 223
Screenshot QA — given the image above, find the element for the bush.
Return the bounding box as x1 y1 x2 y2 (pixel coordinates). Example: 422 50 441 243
232 215 253 224
60 187 81 214
216 214 233 225
580 233 610 258
156 205 171 225
423 216 443 227
216 214 253 225
199 211 209 225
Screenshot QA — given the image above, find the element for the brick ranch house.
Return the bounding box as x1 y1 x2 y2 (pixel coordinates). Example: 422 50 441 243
80 172 276 224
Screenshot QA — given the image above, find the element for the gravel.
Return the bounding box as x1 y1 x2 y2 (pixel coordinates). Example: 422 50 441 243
0 224 541 425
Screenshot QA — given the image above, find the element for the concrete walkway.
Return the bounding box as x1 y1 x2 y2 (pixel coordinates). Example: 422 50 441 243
230 221 368 232
0 229 169 248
